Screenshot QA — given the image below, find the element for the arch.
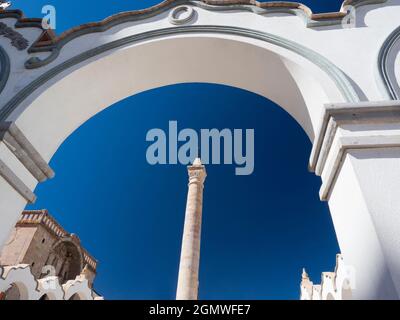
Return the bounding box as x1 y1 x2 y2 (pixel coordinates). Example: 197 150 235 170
49 238 84 283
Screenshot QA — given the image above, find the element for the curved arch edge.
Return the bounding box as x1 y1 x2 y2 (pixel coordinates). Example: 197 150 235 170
0 25 360 123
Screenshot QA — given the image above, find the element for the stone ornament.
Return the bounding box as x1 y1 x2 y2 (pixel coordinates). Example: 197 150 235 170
169 6 195 25
0 1 11 10
0 22 28 50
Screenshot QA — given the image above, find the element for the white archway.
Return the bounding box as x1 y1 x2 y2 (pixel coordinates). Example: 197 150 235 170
1 0 400 300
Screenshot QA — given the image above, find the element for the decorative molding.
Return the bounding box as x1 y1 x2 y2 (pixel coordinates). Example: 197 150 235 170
0 122 54 181
378 25 400 100
188 163 207 185
0 25 360 122
0 21 29 50
0 44 9 95
199 0 387 28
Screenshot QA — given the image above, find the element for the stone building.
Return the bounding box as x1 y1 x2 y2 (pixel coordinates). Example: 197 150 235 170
0 210 100 300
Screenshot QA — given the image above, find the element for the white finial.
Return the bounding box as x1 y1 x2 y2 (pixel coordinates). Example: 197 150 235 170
192 157 202 166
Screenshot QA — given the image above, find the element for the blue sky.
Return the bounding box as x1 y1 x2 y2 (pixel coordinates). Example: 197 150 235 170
15 1 344 299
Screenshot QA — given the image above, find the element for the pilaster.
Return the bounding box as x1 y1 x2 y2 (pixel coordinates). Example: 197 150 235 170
310 100 400 299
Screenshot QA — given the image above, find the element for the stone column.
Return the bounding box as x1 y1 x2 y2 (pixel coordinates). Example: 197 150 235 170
176 158 206 300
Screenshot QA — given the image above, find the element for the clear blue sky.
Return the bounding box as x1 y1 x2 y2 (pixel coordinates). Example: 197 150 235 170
15 0 344 299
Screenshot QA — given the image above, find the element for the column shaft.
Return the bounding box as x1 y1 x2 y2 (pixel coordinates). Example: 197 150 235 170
176 161 206 300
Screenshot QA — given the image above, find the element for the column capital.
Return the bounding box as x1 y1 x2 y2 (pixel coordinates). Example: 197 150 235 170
308 100 400 200
187 158 207 184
